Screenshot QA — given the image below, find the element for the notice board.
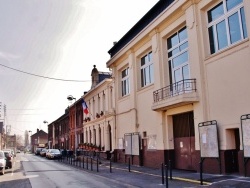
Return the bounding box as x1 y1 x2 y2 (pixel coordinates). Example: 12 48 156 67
241 114 250 157
124 132 140 155
198 120 219 158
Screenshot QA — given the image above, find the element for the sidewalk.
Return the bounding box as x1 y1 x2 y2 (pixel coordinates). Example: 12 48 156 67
58 157 250 187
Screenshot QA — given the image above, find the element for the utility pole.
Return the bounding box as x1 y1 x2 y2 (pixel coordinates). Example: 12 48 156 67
0 102 2 150
4 105 8 149
0 102 5 149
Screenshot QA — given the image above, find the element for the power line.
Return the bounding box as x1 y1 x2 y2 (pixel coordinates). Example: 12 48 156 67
0 63 91 82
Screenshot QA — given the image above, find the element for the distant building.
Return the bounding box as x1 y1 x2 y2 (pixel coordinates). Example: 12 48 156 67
0 122 3 150
30 129 48 153
82 65 114 159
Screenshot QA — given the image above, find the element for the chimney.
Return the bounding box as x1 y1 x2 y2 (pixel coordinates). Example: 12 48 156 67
113 41 117 45
37 128 39 133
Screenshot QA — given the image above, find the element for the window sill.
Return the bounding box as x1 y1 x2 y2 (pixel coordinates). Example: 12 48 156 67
204 38 249 64
138 83 154 93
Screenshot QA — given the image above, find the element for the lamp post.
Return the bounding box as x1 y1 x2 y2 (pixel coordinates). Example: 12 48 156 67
43 121 49 149
43 120 48 127
67 95 77 156
28 130 32 152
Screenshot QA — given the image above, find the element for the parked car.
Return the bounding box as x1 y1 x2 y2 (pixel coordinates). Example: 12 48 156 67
45 149 52 158
35 147 44 155
46 149 62 159
16 150 21 153
3 149 15 157
0 150 6 175
3 151 13 169
40 148 48 157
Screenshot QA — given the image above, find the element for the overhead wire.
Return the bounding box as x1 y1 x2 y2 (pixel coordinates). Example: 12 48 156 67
0 63 90 82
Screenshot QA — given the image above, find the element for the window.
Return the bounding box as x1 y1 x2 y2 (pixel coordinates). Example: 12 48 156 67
207 0 247 54
121 67 130 97
167 27 189 86
141 52 154 87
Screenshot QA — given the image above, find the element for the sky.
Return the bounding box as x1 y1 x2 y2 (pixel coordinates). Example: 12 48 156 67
0 0 158 137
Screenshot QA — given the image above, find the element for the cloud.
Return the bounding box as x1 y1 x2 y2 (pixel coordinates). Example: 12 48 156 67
0 51 20 62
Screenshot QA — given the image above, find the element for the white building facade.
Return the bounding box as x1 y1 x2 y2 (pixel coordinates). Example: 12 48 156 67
106 0 250 175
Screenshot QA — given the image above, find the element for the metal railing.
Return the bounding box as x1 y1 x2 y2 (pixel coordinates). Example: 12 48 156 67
153 79 197 102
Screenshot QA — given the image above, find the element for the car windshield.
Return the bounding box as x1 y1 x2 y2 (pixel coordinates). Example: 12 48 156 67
51 149 60 154
4 152 10 157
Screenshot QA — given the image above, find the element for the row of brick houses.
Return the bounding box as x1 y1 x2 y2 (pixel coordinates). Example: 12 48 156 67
47 0 250 176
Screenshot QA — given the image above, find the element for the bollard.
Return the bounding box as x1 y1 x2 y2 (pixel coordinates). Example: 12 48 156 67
110 157 112 173
97 158 99 172
165 164 168 188
169 160 172 180
91 158 93 171
83 157 85 169
128 157 131 172
87 157 89 170
200 161 203 185
161 163 164 184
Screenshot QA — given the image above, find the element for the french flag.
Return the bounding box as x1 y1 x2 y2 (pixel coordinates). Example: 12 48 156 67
82 100 89 115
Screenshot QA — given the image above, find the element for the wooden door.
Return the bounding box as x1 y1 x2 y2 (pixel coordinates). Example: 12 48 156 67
173 112 195 170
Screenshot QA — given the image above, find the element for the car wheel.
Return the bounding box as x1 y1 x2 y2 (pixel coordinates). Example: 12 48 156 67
0 168 5 175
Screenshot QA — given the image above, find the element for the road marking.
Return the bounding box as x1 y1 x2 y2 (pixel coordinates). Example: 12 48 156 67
25 174 39 178
213 178 250 184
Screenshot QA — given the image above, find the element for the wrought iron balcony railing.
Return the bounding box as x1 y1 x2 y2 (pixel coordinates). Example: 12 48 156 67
153 79 197 102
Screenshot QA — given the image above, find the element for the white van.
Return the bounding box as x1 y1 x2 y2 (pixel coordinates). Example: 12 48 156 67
0 150 6 175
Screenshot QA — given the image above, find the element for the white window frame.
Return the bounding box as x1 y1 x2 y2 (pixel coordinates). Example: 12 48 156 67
167 27 189 85
121 67 130 97
207 0 247 54
140 51 154 87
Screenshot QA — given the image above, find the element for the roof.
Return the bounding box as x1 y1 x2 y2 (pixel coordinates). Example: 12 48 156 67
31 130 48 137
107 0 174 57
99 72 111 82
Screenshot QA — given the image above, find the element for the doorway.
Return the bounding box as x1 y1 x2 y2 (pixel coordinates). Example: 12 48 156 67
173 111 195 170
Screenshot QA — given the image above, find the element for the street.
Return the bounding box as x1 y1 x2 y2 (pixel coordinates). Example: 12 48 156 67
0 153 135 188
0 153 199 188
2 153 250 188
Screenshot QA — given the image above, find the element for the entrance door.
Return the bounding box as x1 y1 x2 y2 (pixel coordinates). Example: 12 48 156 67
173 111 195 170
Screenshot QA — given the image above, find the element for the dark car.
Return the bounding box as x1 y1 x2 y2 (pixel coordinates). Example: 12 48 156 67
4 151 13 169
46 149 62 159
35 147 43 155
40 148 48 157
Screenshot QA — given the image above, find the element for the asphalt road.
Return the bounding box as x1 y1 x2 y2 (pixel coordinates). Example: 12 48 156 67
0 153 199 188
3 153 250 188
0 153 134 188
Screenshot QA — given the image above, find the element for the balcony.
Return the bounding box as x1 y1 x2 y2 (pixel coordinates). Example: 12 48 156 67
152 79 199 111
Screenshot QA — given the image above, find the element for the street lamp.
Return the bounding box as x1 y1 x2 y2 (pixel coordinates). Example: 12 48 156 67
67 95 77 156
28 130 32 143
43 121 49 148
28 130 32 152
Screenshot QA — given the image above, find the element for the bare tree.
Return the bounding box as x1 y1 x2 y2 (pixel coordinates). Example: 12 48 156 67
16 134 24 148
